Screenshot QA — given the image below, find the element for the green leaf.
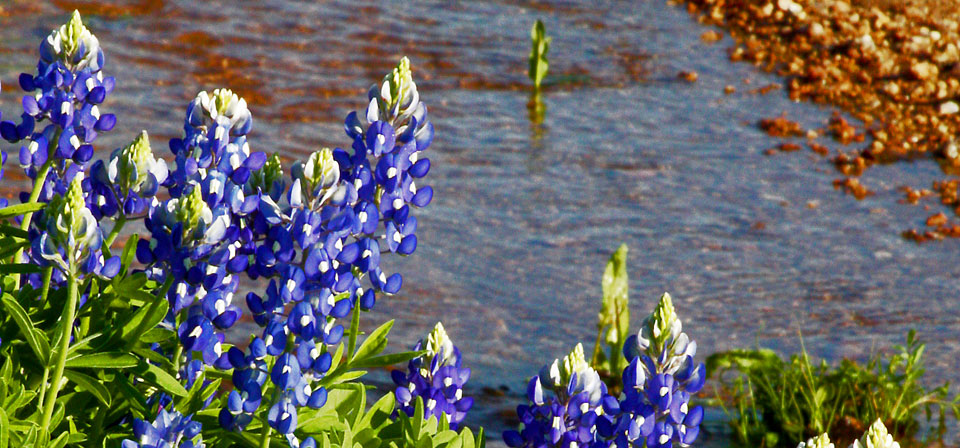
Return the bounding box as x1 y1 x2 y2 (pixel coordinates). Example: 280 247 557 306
175 373 220 416
351 319 393 364
132 361 187 397
319 369 366 387
132 347 175 371
0 263 42 274
120 234 139 273
65 352 139 369
63 369 111 406
593 244 629 371
0 238 28 260
0 202 45 219
139 328 175 344
528 19 551 89
357 392 396 432
350 350 426 369
0 407 8 448
0 224 29 239
120 295 168 348
0 294 50 364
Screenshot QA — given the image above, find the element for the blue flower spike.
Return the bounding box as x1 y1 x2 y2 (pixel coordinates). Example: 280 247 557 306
392 322 473 429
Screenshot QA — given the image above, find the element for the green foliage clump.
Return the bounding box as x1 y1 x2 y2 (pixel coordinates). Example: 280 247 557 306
528 20 550 90
707 330 960 447
589 244 630 391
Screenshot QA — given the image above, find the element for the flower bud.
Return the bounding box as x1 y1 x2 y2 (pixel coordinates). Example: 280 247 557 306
41 10 102 72
852 419 900 448
109 130 167 195
798 433 835 448
174 186 212 238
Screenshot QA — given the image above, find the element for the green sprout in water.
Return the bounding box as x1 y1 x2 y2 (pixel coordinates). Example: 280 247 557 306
528 19 550 90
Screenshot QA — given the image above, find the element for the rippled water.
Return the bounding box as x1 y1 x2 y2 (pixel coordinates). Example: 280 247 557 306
2 1 959 445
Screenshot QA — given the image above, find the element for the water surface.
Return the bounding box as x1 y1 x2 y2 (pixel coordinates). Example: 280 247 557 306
1 1 958 445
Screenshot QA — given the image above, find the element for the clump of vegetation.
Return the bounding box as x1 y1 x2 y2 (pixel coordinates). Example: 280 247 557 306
528 19 550 90
707 330 960 447
589 243 630 394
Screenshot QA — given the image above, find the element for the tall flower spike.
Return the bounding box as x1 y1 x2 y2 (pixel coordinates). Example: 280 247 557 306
35 174 103 274
850 419 900 448
799 433 835 448
392 322 473 429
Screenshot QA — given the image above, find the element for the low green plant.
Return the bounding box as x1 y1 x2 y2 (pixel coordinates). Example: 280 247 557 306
528 19 550 90
589 243 630 392
707 330 960 447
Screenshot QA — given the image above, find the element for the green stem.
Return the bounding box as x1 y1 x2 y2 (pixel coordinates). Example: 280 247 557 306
39 266 53 309
39 271 78 440
36 367 49 419
34 266 53 421
104 214 127 248
346 293 361 362
172 344 184 374
259 390 277 448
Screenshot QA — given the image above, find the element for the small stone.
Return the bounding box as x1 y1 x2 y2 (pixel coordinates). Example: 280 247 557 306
940 101 959 115
910 61 938 80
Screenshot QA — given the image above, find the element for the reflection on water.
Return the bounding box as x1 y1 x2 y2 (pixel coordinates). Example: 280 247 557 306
1 1 959 445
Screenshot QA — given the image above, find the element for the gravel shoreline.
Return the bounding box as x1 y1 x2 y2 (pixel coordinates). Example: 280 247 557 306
679 0 960 241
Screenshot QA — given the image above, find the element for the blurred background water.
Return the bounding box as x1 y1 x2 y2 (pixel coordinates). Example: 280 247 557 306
1 1 958 445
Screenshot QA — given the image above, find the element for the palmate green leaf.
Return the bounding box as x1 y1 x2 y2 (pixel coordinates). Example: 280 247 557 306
48 427 70 448
63 369 111 406
132 361 187 397
175 373 220 416
356 391 396 433
65 352 138 369
0 293 50 364
139 327 175 344
120 295 168 349
351 319 393 364
0 202 45 219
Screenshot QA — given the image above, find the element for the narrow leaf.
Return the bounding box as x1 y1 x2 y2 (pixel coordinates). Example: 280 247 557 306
63 369 112 406
0 202 45 219
132 361 187 397
65 352 139 369
0 294 49 364
351 319 394 363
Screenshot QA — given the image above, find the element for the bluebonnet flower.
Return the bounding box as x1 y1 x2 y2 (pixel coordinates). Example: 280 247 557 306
392 322 473 429
505 293 706 448
31 173 118 277
121 408 205 448
6 11 116 183
798 433 835 448
850 420 900 448
89 130 168 217
604 293 705 448
504 343 613 448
